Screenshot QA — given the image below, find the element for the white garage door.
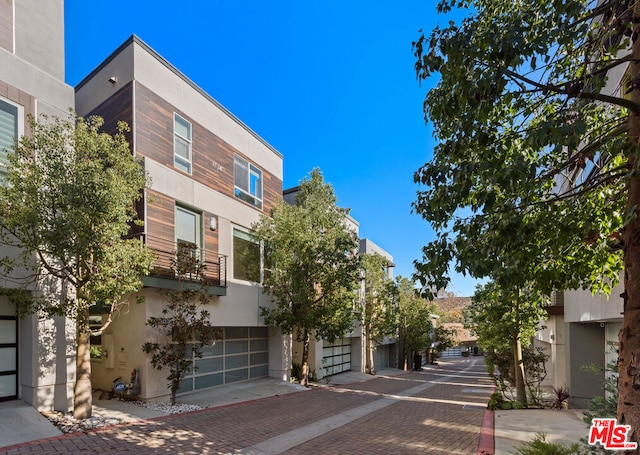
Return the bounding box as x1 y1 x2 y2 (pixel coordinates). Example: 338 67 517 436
323 338 351 376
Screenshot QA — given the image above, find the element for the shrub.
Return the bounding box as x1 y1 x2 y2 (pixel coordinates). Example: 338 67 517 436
550 386 570 410
513 433 584 455
488 391 505 410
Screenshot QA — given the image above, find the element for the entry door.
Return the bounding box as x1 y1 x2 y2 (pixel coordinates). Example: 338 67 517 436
0 301 18 401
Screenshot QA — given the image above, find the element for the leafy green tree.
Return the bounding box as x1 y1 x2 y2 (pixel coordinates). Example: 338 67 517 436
359 253 397 374
142 243 220 405
432 325 456 357
412 0 640 436
396 276 434 370
253 169 360 385
0 114 153 418
465 282 548 405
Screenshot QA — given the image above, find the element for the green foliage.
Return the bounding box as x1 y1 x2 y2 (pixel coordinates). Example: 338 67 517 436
142 249 220 405
0 113 153 317
0 113 153 417
396 276 434 368
359 253 397 343
550 386 570 410
488 391 505 410
412 0 629 300
582 356 619 425
513 433 584 455
466 281 548 405
432 325 456 353
253 169 360 383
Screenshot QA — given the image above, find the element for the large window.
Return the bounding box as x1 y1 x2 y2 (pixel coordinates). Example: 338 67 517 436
174 113 192 174
176 205 202 275
234 155 263 209
0 98 20 180
233 229 260 282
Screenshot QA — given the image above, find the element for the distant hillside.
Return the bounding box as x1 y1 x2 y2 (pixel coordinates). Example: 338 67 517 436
433 295 472 323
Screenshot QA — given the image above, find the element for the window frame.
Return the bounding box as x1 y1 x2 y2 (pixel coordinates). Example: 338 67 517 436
232 227 271 283
173 113 192 174
234 155 263 209
0 97 23 180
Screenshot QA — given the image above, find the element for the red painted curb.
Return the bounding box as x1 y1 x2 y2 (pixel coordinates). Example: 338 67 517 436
477 409 495 455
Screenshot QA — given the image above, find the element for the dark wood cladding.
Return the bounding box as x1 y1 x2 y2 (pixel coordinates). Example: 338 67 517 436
82 82 134 149
134 82 282 214
146 189 219 258
145 190 175 250
0 81 35 135
0 0 12 53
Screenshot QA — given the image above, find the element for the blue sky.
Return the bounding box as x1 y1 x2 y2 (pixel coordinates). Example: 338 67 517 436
64 1 479 296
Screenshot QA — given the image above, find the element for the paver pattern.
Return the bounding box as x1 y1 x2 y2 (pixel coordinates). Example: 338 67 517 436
1 358 492 454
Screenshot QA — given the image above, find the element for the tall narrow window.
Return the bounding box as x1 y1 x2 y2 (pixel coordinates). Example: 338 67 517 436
174 113 192 174
234 155 263 209
176 205 202 276
233 228 260 282
0 98 19 182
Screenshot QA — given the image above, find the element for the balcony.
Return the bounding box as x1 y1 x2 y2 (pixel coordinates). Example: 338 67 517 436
133 233 227 296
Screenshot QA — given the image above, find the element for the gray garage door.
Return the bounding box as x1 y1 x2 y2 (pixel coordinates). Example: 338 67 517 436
178 326 269 394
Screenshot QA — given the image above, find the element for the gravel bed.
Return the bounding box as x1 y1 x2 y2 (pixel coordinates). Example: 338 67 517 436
42 399 203 434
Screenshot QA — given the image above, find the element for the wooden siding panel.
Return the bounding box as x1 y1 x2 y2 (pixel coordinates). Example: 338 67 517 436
0 81 35 133
146 189 218 257
134 83 282 215
82 82 134 148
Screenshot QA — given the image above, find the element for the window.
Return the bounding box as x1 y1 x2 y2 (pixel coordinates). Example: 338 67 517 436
234 155 263 209
176 206 201 246
89 315 104 359
233 229 260 282
176 206 202 275
0 98 20 180
174 113 192 174
233 229 273 283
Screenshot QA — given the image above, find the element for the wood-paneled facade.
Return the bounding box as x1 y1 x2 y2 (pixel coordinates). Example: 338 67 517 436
83 78 281 290
134 82 281 214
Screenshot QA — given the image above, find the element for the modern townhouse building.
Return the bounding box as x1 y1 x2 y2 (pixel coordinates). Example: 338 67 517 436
0 0 76 410
74 35 288 401
359 238 397 371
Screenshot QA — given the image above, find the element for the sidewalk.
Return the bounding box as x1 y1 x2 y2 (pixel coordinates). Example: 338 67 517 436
493 408 587 454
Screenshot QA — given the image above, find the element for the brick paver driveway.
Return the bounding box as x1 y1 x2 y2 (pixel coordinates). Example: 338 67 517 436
2 357 493 454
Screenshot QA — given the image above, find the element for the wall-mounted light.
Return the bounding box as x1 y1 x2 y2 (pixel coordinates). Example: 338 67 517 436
108 76 117 84
209 216 217 231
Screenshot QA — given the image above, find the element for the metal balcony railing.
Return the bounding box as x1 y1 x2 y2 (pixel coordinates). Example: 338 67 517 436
129 233 227 288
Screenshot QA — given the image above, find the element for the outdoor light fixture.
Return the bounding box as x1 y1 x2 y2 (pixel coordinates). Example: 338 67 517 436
209 217 217 231
108 76 117 84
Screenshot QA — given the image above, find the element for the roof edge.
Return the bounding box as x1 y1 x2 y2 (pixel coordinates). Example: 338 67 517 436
74 34 283 159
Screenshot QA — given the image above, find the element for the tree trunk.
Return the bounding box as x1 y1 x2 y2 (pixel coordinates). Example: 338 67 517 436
513 334 526 406
300 330 310 386
365 327 376 375
74 307 92 419
618 9 640 452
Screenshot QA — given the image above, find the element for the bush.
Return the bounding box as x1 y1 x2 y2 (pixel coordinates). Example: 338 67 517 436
488 391 505 410
550 386 570 410
513 433 584 455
